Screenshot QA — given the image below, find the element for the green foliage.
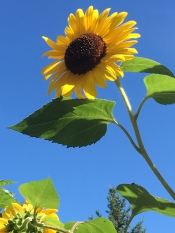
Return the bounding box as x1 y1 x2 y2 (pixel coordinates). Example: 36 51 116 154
106 187 130 232
130 221 146 233
117 184 175 217
121 57 174 77
65 217 116 233
0 180 17 208
0 188 17 209
144 74 175 104
19 177 59 209
9 97 116 148
0 180 15 187
106 187 146 233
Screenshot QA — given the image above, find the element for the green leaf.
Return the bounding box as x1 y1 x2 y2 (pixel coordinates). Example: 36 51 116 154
9 97 115 148
0 188 18 208
19 178 59 209
121 57 174 77
144 74 175 104
43 216 64 228
117 184 175 217
64 217 116 233
0 180 15 187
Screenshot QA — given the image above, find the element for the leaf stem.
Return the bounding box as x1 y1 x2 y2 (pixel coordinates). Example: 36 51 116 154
113 119 140 153
32 220 70 233
134 96 148 120
115 79 175 200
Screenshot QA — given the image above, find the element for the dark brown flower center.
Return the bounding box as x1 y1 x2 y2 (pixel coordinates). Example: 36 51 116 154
64 33 106 75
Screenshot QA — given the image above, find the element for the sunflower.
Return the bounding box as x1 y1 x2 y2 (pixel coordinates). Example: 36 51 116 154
0 201 58 233
42 6 140 99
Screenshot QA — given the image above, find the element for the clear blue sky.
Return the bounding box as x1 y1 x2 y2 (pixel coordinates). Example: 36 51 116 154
1 1 175 232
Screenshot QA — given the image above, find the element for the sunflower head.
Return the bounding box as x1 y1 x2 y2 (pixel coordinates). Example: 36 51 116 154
0 201 58 233
42 6 140 99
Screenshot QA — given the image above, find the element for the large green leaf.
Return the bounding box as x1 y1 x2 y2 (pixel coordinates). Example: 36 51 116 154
0 188 18 208
64 217 116 233
9 97 115 148
19 178 59 209
144 74 175 104
117 184 175 217
121 57 174 77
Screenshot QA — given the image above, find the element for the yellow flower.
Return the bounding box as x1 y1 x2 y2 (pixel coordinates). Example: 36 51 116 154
42 6 140 99
0 201 58 233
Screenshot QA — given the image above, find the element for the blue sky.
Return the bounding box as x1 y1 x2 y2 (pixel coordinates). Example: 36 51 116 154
1 0 175 232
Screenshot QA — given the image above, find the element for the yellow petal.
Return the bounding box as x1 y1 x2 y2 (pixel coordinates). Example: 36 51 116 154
64 26 74 40
2 212 10 220
68 14 80 37
44 229 57 233
106 54 125 62
73 8 85 35
0 219 7 225
41 209 58 215
123 55 135 61
92 68 107 88
110 12 128 28
94 8 111 36
42 62 61 79
107 40 138 51
42 63 61 79
42 36 60 50
42 61 60 75
125 33 141 39
110 63 124 77
104 65 117 81
115 28 137 44
49 71 70 97
83 72 97 99
42 50 64 58
84 6 98 31
75 75 85 99
112 47 138 55
56 35 69 48
48 62 67 83
0 224 8 233
61 74 79 96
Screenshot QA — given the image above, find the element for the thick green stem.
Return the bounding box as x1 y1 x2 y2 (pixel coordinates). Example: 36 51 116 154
115 79 175 200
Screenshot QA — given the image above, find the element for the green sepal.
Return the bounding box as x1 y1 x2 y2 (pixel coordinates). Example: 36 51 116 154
121 57 174 77
18 178 59 209
64 217 117 233
9 97 116 148
117 183 175 217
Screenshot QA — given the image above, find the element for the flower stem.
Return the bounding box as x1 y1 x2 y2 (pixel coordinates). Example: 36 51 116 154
32 220 70 233
115 79 175 200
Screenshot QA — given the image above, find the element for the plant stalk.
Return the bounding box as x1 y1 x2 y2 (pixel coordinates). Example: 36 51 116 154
115 79 175 200
33 220 70 233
